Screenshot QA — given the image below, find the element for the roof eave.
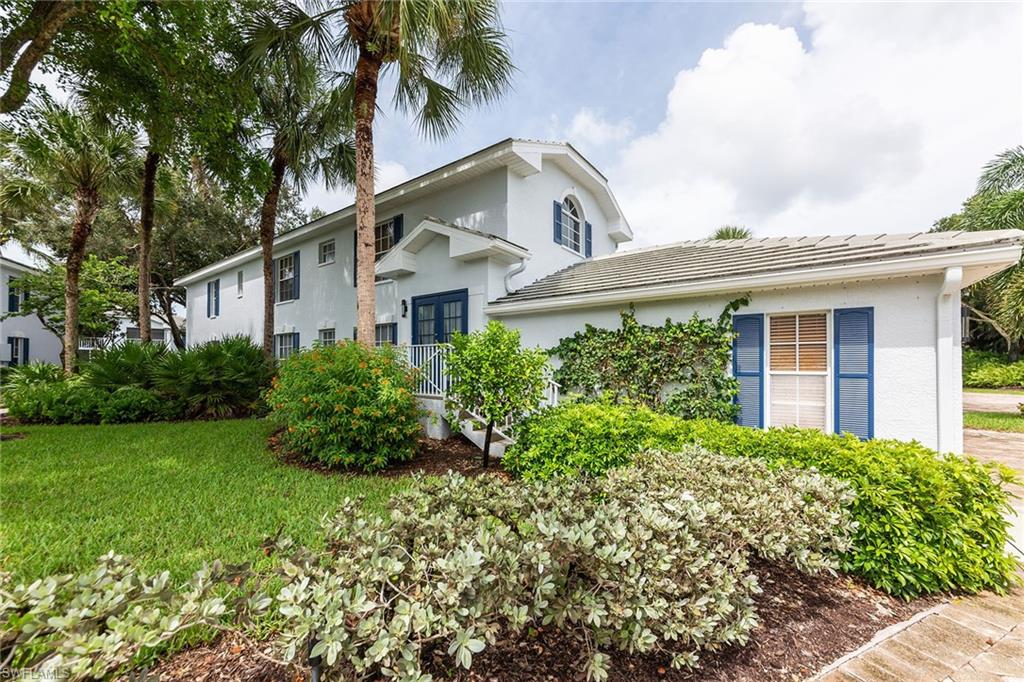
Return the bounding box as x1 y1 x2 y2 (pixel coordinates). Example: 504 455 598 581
485 243 1022 316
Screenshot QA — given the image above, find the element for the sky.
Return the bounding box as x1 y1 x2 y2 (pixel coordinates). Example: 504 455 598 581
304 0 1024 248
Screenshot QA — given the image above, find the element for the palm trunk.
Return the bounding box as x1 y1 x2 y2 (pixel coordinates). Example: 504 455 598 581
259 153 288 355
354 47 381 344
138 147 160 343
64 188 99 374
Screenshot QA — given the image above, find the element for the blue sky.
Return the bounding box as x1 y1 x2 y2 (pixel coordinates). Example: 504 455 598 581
308 3 1023 246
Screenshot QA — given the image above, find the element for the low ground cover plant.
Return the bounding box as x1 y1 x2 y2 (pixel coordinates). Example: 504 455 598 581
6 447 852 680
505 401 1019 598
963 348 1024 388
2 336 272 424
266 341 422 472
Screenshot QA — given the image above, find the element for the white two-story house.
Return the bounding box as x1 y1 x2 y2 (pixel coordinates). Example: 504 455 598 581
177 138 1023 453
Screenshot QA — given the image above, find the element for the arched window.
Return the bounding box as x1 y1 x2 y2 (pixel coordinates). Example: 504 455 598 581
561 196 582 253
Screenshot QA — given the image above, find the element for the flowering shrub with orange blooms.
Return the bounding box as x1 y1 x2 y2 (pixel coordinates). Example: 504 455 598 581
265 341 423 471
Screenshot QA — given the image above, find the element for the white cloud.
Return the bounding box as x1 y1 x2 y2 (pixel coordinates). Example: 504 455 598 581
613 2 1022 246
566 108 634 149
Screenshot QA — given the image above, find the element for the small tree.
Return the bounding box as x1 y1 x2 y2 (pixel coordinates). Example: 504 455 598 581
445 321 548 468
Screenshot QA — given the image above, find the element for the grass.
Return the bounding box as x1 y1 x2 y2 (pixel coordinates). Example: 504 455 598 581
0 419 407 582
964 387 1024 395
963 411 1024 433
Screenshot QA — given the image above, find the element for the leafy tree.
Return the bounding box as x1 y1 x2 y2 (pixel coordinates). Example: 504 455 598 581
53 1 257 343
247 0 514 342
2 255 136 351
934 146 1024 359
0 101 138 373
445 321 548 467
711 225 752 240
243 6 355 354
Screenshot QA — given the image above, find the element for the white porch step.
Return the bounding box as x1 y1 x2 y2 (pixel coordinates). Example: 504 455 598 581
459 420 510 459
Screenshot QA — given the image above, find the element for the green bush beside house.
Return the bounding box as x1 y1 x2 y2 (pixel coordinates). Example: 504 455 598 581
505 400 1020 598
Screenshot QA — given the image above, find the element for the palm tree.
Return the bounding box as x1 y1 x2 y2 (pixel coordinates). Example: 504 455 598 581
247 0 513 342
244 30 356 355
0 101 137 373
711 225 752 240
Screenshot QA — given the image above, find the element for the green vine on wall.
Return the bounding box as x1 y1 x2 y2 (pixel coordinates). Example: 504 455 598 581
550 298 749 421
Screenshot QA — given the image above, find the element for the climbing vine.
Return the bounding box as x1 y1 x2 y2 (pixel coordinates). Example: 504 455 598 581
550 299 748 421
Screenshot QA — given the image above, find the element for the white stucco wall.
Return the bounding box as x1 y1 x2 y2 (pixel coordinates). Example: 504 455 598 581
0 259 63 365
493 274 962 452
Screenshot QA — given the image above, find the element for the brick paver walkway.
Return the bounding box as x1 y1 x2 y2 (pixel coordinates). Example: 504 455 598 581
811 428 1024 681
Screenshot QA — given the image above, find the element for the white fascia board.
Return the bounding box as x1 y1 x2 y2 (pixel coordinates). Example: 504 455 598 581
375 219 530 278
485 244 1022 316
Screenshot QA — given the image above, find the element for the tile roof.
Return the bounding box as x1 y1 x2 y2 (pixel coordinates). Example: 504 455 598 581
494 230 1024 305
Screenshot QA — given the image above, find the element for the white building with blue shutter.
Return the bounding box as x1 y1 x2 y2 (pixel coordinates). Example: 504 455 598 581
176 138 1024 453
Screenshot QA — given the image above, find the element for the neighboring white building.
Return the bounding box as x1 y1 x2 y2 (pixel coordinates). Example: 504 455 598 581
1 254 63 367
176 138 1024 453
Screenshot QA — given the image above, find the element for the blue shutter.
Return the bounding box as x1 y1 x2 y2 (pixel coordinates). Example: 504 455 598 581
214 279 220 316
292 251 300 299
732 314 764 428
352 230 358 288
22 337 28 363
553 200 563 245
292 331 300 352
393 214 404 243
584 222 593 258
8 278 18 313
206 282 212 318
834 308 873 439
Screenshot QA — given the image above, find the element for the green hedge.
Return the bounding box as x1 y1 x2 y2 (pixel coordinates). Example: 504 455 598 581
504 401 1020 597
963 349 1024 388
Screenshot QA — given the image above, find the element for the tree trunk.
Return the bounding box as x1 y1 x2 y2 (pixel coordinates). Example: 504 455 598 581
138 147 160 343
64 188 99 374
482 420 494 468
0 0 87 114
259 153 288 355
353 47 381 344
156 288 185 349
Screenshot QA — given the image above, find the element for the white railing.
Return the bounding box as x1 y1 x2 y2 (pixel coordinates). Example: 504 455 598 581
404 343 452 397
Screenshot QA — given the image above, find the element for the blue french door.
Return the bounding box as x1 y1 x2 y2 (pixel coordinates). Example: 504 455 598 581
412 289 469 344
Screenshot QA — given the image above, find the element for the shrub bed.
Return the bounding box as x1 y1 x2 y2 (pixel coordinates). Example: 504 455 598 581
265 341 422 472
2 336 272 424
505 401 1019 598
3 449 853 679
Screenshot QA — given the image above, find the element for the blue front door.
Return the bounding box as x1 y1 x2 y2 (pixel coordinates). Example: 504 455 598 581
412 289 469 344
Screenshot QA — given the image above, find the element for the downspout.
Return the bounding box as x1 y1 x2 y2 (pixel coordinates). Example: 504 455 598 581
504 258 528 294
936 266 963 454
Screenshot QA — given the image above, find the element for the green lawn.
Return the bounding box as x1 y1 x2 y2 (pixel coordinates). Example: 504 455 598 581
1 419 407 581
964 387 1024 396
963 411 1024 433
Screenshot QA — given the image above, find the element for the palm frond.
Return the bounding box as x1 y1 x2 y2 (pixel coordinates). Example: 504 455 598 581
979 145 1024 194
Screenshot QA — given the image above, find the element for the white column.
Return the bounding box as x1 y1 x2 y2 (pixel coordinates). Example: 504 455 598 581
936 267 963 453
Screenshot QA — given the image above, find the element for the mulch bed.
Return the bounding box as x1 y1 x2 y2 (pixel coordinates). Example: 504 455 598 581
272 432 509 479
146 562 940 682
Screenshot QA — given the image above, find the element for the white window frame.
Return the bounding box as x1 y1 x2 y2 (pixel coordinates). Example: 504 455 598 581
277 254 296 302
237 270 244 297
275 333 296 359
374 218 396 261
561 196 583 254
764 310 833 433
318 239 336 265
318 328 336 344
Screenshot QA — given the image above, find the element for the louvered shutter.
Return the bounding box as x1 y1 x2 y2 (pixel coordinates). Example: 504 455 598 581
584 222 593 257
206 282 212 318
393 214 404 243
8 279 18 313
732 314 764 428
553 201 563 245
292 331 300 352
834 307 873 439
292 251 300 299
214 280 220 316
22 337 28 363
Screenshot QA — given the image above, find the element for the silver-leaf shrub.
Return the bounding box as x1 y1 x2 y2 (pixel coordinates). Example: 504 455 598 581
271 446 855 680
